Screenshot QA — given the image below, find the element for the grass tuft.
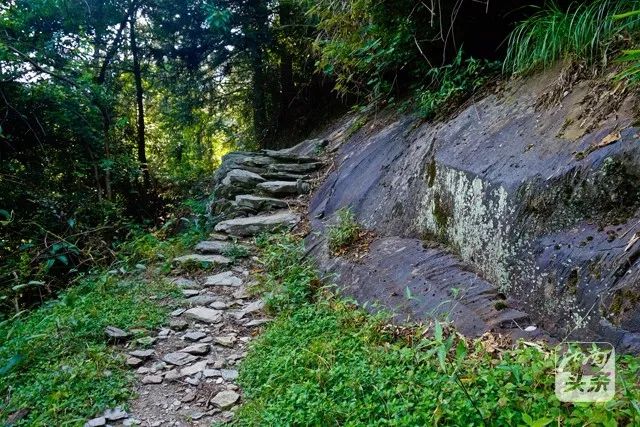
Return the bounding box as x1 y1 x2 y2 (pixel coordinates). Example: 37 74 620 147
327 207 362 254
505 0 640 75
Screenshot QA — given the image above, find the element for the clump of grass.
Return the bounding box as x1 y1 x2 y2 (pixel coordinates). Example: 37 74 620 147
0 273 179 426
327 207 362 253
505 0 640 75
234 233 640 426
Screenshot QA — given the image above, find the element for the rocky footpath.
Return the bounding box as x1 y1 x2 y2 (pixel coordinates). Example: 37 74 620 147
85 145 324 427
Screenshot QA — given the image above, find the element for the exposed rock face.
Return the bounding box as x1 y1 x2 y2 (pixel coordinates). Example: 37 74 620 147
307 70 640 351
214 211 301 237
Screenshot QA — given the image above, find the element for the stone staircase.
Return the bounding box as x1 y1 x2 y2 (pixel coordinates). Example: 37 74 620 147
203 142 326 240
86 142 327 427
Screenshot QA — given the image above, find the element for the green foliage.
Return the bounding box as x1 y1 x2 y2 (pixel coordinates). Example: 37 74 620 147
416 52 500 120
505 0 640 75
223 243 250 261
0 272 179 426
234 233 640 426
614 9 640 82
254 233 316 313
305 0 433 100
327 207 361 253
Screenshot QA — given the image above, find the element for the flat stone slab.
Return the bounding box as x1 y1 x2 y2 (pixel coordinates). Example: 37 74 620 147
105 326 129 342
180 360 208 377
180 343 210 355
194 240 234 254
235 194 289 212
184 306 223 324
211 390 240 409
262 149 320 163
163 352 198 366
267 162 323 174
183 331 207 342
204 271 243 287
221 369 239 380
169 277 199 288
173 254 232 266
214 211 301 237
130 349 154 359
187 294 217 306
142 375 163 384
221 169 265 187
257 181 307 196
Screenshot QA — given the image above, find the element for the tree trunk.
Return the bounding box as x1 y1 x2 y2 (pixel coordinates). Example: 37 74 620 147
248 0 270 148
129 9 150 190
277 1 295 147
93 7 130 200
252 51 267 147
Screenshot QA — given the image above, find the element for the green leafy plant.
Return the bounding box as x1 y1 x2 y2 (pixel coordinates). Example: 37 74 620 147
614 9 640 81
415 51 500 120
223 243 251 261
505 0 640 75
326 207 362 253
254 233 316 313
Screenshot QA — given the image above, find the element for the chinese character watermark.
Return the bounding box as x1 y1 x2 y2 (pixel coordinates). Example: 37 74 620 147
555 342 615 402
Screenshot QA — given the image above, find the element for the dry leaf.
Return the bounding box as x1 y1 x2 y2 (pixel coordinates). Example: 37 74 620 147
625 232 640 252
595 131 621 148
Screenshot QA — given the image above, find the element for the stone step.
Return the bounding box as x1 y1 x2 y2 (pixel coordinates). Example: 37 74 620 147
221 169 265 187
214 211 300 237
173 254 232 266
257 180 309 196
235 194 289 212
266 162 323 174
262 149 322 163
204 271 243 287
261 171 310 181
194 240 248 255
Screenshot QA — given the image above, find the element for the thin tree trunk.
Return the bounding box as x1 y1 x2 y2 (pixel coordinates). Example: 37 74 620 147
129 8 150 189
248 0 270 148
277 2 295 147
93 7 130 200
252 51 267 147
